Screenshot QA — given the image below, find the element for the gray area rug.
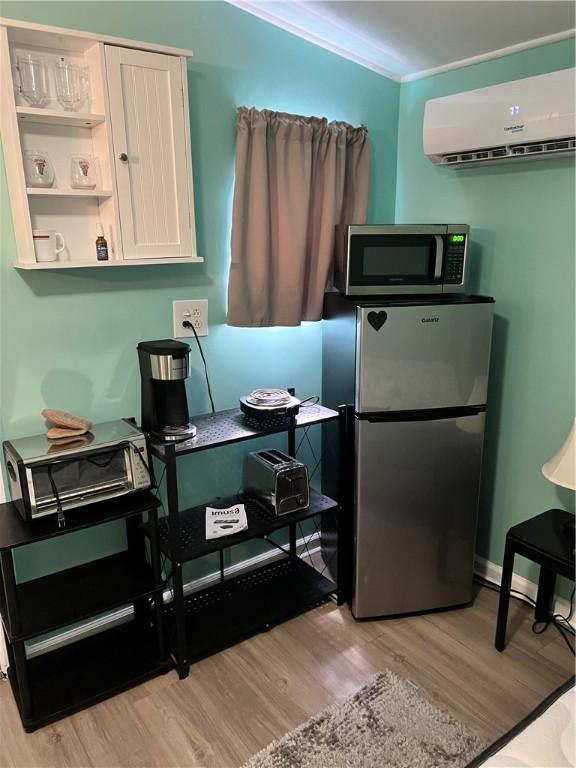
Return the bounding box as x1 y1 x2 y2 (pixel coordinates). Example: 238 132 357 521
243 670 487 768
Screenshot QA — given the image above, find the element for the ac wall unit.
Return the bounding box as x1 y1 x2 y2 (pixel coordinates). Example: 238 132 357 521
423 68 575 166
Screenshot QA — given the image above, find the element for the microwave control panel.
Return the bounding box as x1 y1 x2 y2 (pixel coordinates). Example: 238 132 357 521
444 234 466 285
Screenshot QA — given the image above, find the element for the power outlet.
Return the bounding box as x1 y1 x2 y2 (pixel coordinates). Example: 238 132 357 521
173 299 208 338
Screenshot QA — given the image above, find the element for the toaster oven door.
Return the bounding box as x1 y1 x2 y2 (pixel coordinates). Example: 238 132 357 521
27 445 135 517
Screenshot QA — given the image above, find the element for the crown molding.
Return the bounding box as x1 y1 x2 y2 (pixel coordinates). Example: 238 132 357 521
228 2 574 85
402 28 576 82
227 0 402 82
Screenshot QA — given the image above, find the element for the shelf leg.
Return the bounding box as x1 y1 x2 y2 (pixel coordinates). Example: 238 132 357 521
336 405 353 606
1 551 32 720
165 445 189 679
289 523 297 560
11 640 33 720
287 387 297 559
0 550 21 639
147 506 167 662
126 514 149 631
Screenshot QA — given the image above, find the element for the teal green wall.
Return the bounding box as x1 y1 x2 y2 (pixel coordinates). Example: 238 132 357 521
1 3 573 600
396 40 575 587
0 2 399 582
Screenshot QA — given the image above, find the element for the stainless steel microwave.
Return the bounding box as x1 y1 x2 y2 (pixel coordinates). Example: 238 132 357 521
334 224 469 295
3 419 151 523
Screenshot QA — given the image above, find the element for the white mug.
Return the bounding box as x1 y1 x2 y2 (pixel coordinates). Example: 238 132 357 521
33 230 66 262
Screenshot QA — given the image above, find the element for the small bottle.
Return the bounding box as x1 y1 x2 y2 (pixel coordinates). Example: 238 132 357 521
96 222 109 261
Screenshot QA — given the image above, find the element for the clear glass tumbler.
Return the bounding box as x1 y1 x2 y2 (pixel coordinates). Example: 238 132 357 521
70 155 99 189
17 54 50 107
24 150 55 187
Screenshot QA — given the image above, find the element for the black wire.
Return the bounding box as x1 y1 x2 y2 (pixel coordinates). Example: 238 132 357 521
46 463 65 527
183 320 215 413
474 575 575 654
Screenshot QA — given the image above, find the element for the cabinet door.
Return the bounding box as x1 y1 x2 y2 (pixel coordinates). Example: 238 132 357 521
105 46 195 260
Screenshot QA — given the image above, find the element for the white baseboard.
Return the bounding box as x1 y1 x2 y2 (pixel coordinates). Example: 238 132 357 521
19 545 572 661
26 532 322 659
474 555 574 629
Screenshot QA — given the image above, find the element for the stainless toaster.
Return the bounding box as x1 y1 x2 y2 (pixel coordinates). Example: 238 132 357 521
243 449 309 516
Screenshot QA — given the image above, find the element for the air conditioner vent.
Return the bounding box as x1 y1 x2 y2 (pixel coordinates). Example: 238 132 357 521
425 69 575 166
439 137 575 166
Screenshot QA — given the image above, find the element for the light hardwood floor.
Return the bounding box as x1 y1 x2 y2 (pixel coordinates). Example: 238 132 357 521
1 586 573 768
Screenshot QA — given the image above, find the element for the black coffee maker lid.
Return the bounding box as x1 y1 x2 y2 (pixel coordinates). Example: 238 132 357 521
137 339 191 355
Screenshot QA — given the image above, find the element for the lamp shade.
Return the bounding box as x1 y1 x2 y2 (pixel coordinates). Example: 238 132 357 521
542 420 576 490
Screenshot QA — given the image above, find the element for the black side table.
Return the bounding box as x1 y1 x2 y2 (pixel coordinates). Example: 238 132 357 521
495 509 575 651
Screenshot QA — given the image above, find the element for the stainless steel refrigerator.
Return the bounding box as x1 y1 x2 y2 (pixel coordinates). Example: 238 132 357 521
322 292 494 619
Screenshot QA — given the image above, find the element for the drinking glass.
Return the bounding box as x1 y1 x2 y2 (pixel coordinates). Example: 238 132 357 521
23 150 55 187
16 54 50 107
54 60 90 111
70 155 99 189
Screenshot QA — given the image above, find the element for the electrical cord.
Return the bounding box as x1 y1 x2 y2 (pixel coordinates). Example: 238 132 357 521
46 463 66 528
182 320 215 413
474 575 575 654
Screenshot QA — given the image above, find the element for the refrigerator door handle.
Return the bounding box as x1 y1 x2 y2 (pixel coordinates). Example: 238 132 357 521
433 235 444 279
363 405 486 423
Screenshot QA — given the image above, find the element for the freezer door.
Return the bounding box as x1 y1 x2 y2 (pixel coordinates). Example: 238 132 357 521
356 302 493 413
352 412 485 618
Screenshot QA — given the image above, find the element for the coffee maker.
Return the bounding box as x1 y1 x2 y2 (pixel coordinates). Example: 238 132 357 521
137 340 197 441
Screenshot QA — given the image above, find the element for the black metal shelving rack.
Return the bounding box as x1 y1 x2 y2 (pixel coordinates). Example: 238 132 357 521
0 491 169 732
146 395 349 679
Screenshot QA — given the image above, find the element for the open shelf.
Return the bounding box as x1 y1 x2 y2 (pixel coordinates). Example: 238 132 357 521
0 491 160 551
9 619 169 732
16 107 106 127
5 552 161 642
149 404 339 460
27 187 113 197
15 256 204 269
166 557 335 663
151 489 338 563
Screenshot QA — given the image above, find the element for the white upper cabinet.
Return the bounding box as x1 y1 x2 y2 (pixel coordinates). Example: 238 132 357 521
105 47 196 261
0 18 201 269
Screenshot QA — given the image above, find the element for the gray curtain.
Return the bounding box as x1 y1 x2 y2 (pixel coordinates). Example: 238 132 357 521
227 108 370 327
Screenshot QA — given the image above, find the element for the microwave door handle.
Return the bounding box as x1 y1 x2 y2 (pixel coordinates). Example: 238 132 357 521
433 235 444 279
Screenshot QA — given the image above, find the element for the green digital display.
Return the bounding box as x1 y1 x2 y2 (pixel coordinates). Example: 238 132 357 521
450 235 465 242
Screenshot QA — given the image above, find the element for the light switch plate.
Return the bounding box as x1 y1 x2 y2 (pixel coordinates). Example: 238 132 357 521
173 299 208 338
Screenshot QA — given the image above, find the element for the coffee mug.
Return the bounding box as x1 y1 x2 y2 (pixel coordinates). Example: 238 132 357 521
33 230 66 262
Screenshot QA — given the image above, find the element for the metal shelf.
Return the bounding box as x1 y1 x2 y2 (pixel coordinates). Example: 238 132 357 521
149 404 338 460
165 557 336 663
151 489 338 563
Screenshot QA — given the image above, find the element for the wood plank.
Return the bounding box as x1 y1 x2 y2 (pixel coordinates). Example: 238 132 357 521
0 585 573 766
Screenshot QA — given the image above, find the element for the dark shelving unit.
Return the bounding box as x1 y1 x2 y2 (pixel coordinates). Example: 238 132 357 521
166 558 336 663
8 620 163 731
144 394 348 679
150 488 338 562
7 552 158 641
0 490 169 732
148 403 338 459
